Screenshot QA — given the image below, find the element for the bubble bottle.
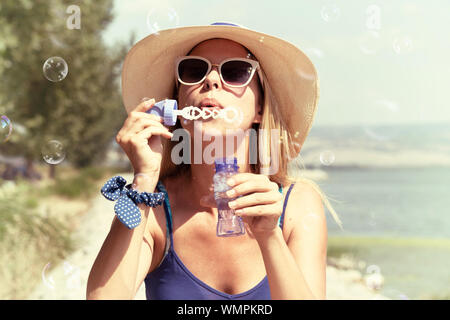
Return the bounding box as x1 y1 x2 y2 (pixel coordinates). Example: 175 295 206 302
213 157 245 237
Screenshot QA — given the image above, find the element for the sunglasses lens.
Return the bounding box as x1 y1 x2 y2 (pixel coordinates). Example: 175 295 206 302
178 58 209 84
221 60 254 86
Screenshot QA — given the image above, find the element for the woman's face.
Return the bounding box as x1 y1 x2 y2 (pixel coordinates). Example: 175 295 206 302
177 38 263 136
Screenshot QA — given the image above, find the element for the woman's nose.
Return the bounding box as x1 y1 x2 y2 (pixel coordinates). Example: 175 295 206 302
203 65 221 90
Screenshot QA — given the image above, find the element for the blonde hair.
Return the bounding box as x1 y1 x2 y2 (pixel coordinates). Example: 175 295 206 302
159 42 343 230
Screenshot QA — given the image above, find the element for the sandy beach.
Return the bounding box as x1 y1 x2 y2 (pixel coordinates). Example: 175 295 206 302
27 173 389 300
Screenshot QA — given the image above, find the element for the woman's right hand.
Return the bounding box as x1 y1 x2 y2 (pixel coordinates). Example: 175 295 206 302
116 98 173 175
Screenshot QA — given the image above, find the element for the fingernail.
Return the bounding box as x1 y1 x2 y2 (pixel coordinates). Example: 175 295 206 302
227 178 235 186
144 99 155 107
226 189 235 197
228 201 236 208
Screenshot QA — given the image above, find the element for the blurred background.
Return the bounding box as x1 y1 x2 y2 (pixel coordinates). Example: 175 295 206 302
1 0 449 300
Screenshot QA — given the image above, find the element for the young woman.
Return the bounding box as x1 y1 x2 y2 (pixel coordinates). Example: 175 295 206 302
87 22 342 300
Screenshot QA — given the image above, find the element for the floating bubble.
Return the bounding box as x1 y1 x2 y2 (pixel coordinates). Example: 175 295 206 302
393 35 413 54
366 264 381 274
320 150 335 166
146 6 179 35
43 56 68 82
42 262 56 290
364 264 384 290
301 212 320 231
41 261 81 292
42 140 66 165
321 4 340 22
366 4 382 31
368 211 377 227
359 30 383 55
1 115 13 143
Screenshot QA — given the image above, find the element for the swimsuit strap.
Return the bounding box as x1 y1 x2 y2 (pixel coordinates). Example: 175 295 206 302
279 183 295 230
156 181 174 245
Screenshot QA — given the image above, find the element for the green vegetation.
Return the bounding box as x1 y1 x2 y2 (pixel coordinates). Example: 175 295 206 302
40 166 124 198
328 235 450 255
0 165 125 299
0 180 74 299
0 0 132 175
327 235 450 300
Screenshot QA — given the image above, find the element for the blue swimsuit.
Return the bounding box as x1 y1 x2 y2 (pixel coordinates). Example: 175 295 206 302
144 181 296 300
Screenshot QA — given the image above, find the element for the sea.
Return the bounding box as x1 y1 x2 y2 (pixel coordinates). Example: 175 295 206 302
292 124 450 299
313 166 450 300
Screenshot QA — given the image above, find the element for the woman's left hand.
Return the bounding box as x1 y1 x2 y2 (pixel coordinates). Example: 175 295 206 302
201 173 284 239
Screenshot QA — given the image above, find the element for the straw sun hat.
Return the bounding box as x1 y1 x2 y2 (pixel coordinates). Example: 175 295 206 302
121 22 319 156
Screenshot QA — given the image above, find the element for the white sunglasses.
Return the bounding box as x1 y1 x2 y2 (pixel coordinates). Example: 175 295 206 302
175 56 263 88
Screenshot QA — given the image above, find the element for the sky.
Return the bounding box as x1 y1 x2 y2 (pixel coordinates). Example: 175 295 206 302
102 0 450 127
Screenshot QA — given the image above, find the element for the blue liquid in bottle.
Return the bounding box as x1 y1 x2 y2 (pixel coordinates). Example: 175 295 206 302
213 157 245 237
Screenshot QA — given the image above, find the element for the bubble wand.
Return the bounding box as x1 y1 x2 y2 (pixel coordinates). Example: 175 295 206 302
146 99 241 125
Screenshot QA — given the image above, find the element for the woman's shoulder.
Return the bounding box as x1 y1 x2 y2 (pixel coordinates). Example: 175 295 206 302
281 178 326 233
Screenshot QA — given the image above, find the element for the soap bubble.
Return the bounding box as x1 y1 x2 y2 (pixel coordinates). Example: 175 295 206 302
321 4 340 22
42 140 66 165
42 261 81 292
301 212 320 231
42 262 56 290
364 265 384 290
366 4 381 31
393 35 413 54
1 115 13 143
320 150 335 166
43 56 68 82
359 30 383 55
146 6 179 35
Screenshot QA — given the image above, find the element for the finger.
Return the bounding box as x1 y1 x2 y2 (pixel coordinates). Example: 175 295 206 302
226 172 268 187
134 125 173 140
119 113 163 140
127 118 168 135
123 112 163 130
235 203 282 217
133 98 156 113
228 191 280 210
119 119 170 144
226 180 274 199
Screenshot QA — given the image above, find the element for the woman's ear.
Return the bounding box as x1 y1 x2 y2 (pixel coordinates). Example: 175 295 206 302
253 104 263 124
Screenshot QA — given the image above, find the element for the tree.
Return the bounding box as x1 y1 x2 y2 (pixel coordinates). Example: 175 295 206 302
0 0 132 179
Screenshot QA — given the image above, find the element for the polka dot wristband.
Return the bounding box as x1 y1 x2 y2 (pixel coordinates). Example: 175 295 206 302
101 176 165 229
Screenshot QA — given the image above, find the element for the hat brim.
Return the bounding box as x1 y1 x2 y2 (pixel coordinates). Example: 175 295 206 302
121 24 319 154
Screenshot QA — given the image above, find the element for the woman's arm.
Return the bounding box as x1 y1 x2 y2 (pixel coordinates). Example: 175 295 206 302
255 182 327 300
86 174 158 299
